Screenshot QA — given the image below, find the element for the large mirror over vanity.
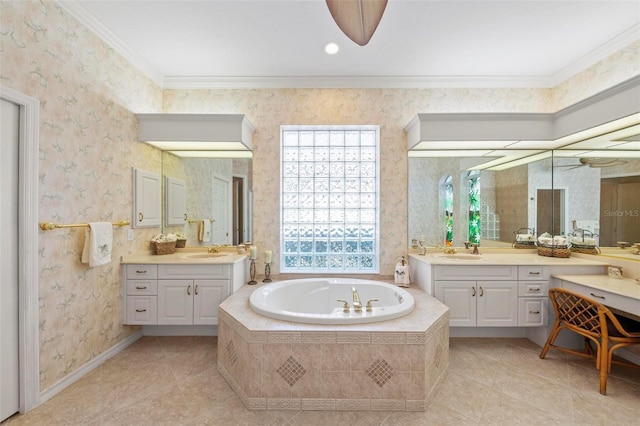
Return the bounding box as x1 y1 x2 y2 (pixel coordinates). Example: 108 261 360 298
407 107 640 260
161 152 253 247
409 149 639 251
136 113 255 247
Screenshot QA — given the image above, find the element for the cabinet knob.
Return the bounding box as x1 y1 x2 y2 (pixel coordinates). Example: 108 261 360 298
135 286 147 290
529 311 540 314
135 270 147 274
479 287 484 297
471 287 476 297
195 285 199 295
187 285 191 296
135 309 147 312
530 288 540 292
590 293 605 300
138 212 144 222
529 271 541 275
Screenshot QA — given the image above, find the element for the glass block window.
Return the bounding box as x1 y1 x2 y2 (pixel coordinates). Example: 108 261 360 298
281 126 380 273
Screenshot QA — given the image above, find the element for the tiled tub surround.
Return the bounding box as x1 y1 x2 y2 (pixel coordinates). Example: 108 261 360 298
218 283 449 411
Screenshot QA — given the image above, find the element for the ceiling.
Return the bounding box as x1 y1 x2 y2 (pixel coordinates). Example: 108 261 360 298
61 0 640 89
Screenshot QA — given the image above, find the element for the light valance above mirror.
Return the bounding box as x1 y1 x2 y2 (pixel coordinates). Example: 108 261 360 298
136 113 254 158
405 75 640 169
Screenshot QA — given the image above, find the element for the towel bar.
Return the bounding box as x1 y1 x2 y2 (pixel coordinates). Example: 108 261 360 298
40 220 130 231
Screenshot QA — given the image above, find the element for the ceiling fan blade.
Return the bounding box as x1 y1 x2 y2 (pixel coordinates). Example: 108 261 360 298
326 0 388 46
587 159 628 168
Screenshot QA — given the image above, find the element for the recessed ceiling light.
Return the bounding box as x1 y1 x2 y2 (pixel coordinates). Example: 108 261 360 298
324 42 339 55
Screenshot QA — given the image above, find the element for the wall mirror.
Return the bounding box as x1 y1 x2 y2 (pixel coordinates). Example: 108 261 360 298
408 155 553 248
552 137 640 249
408 134 640 260
161 151 252 247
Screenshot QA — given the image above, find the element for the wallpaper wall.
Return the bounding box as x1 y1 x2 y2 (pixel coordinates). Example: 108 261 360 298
1 0 638 398
1 0 162 391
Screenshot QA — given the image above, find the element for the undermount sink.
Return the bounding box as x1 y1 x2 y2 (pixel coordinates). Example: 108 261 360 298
437 254 483 261
182 252 229 260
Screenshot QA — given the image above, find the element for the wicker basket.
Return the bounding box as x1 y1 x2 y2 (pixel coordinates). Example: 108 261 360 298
570 244 600 255
537 244 571 258
513 227 536 249
175 239 186 248
513 241 536 249
154 240 177 255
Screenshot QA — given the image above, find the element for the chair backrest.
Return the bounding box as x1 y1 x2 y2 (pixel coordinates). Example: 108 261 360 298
548 287 607 337
548 287 639 339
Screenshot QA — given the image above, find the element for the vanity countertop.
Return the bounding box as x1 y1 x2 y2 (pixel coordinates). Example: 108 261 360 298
553 274 640 302
408 252 609 266
121 248 248 265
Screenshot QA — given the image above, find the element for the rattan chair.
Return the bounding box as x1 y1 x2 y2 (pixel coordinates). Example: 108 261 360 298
540 287 640 395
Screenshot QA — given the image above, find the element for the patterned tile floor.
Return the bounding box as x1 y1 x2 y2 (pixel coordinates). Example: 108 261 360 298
3 336 639 425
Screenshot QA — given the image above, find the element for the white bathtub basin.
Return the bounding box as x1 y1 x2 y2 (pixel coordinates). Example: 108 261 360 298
249 278 414 324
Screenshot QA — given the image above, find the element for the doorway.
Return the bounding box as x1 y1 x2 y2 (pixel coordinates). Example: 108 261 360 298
1 98 20 422
537 189 565 236
0 85 40 415
600 176 640 246
212 175 231 245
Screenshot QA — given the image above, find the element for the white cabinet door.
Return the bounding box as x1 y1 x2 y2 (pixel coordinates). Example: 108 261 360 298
477 281 518 326
133 168 161 228
193 280 228 325
158 280 193 325
435 281 476 327
165 176 186 226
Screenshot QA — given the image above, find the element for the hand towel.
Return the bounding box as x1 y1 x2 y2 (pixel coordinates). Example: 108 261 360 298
81 222 113 267
198 220 205 242
203 220 211 242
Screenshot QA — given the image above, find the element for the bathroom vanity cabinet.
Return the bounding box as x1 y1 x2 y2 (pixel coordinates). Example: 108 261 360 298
122 256 247 328
410 253 607 333
434 265 521 327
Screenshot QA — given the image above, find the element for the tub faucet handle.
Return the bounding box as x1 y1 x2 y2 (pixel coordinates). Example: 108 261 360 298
336 299 350 313
366 299 379 312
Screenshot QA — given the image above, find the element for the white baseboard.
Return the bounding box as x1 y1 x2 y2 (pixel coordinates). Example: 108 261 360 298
449 327 527 338
617 348 640 365
39 331 143 404
142 325 218 336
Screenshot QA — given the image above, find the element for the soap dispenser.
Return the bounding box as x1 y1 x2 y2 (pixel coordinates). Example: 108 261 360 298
394 256 410 287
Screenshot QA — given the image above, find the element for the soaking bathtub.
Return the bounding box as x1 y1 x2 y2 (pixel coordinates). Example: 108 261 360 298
249 278 415 324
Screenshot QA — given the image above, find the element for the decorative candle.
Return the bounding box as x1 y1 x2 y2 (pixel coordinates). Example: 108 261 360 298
264 249 272 264
249 245 257 260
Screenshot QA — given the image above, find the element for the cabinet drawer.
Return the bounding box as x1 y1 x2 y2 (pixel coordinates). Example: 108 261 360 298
518 266 549 281
435 265 517 281
158 264 229 279
560 280 637 314
518 298 547 327
126 264 158 279
126 279 157 295
126 296 157 324
519 281 548 297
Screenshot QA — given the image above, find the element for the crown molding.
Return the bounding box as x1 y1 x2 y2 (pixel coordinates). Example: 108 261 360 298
57 1 165 87
161 75 556 89
548 23 640 87
57 1 639 90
